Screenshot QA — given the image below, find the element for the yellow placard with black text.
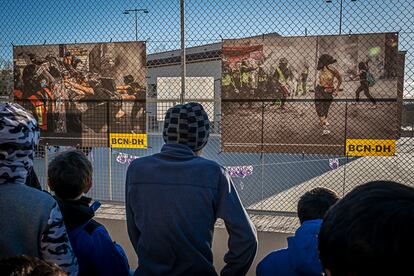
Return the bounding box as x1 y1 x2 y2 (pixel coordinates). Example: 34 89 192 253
346 139 395 157
110 133 147 149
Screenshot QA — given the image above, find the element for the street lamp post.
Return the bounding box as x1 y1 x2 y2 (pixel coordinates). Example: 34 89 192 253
339 0 343 35
123 8 149 41
326 0 356 35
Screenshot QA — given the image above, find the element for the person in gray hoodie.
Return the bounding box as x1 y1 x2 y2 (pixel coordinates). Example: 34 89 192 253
0 102 78 275
126 102 257 276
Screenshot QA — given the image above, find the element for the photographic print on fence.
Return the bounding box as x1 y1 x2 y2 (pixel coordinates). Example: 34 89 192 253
221 32 403 155
13 41 147 147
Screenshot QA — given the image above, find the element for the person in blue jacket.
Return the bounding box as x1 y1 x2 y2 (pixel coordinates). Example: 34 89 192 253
126 102 258 276
257 187 339 276
48 150 130 276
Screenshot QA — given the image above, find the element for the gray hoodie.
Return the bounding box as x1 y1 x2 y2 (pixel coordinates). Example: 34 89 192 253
0 103 78 275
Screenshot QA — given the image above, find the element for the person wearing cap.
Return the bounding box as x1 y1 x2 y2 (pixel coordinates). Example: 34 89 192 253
0 103 78 275
126 102 258 276
315 54 342 135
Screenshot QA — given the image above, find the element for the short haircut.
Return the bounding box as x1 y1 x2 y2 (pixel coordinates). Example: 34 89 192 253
358 61 368 71
318 181 414 276
0 255 67 276
48 150 92 199
297 187 339 224
124 74 134 84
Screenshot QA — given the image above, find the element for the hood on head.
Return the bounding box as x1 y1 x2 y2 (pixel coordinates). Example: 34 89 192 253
0 103 39 185
163 102 210 152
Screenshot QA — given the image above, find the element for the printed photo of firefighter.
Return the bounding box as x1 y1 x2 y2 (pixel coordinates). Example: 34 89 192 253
13 42 146 146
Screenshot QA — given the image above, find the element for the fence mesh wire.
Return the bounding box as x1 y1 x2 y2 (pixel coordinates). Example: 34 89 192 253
1 0 414 230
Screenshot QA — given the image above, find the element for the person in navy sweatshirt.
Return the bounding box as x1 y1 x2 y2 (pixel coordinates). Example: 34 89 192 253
126 102 258 276
257 187 339 276
48 150 130 276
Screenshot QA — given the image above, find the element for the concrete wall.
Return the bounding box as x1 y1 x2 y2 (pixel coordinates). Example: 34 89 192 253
97 217 291 276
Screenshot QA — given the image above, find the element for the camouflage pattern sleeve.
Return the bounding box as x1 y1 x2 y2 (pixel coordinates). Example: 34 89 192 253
40 202 79 276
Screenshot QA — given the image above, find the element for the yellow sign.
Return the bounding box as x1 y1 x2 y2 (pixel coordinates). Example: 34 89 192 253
110 133 147 149
346 139 395 156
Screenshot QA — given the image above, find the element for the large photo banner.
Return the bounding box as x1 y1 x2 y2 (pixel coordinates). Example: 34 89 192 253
13 42 147 146
221 33 402 155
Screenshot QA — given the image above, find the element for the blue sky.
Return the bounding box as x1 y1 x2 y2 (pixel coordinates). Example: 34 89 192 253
1 0 413 82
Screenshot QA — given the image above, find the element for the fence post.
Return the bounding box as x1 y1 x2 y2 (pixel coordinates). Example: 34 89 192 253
44 144 49 192
260 101 265 207
180 0 186 104
108 147 112 201
260 152 265 210
342 101 349 196
107 101 113 201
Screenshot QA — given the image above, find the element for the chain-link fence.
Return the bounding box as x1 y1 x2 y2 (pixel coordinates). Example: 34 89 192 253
1 0 414 230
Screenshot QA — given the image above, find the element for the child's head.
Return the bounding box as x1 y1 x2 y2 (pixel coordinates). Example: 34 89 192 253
318 181 414 276
358 61 367 71
48 150 92 200
297 187 339 224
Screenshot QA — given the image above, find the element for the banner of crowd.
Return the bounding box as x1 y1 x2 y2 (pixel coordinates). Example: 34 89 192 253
13 32 404 155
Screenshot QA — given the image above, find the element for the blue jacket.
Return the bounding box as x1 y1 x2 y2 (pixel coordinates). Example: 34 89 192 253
256 219 324 276
56 197 130 276
126 143 257 276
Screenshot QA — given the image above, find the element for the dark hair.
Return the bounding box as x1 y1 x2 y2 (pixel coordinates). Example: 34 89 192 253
72 58 82 68
318 181 414 276
124 74 134 84
48 66 62 79
0 255 67 276
22 64 41 92
358 61 367 71
48 150 92 199
317 54 337 70
297 187 339 224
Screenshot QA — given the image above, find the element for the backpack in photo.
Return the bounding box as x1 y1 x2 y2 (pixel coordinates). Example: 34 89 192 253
366 70 376 87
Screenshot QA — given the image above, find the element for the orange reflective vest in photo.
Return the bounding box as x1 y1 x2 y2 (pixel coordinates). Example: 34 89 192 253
27 88 54 131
